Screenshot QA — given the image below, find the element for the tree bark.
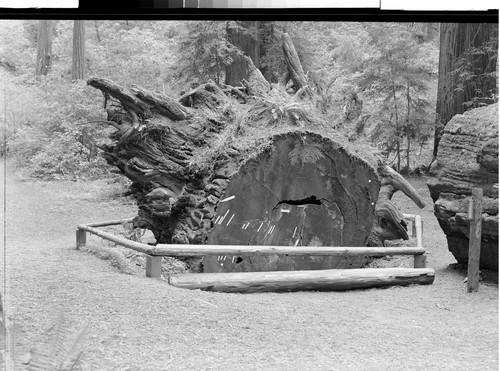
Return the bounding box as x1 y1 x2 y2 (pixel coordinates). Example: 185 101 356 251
72 20 86 81
35 20 53 76
433 23 498 159
225 21 260 86
281 33 313 97
168 267 435 293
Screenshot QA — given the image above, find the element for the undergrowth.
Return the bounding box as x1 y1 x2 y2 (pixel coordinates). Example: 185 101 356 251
0 316 85 370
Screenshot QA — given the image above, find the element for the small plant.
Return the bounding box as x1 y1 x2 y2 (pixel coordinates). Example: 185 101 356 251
0 315 85 371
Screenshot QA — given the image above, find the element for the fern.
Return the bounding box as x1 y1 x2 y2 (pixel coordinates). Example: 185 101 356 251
0 315 85 371
29 320 85 371
288 141 323 166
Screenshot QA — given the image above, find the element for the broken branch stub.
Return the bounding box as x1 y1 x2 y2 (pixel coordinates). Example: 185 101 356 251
281 33 313 98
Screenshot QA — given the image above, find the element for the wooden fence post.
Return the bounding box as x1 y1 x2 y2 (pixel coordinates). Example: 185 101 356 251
467 188 483 293
76 229 86 249
146 256 162 278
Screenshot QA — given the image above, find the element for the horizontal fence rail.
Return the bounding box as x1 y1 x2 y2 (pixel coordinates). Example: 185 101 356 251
151 244 426 257
76 213 426 278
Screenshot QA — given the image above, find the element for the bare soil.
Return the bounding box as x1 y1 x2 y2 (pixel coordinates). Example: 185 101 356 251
1 160 498 370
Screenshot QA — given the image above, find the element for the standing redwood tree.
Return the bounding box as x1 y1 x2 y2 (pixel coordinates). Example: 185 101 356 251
35 20 54 76
433 23 498 159
71 20 86 80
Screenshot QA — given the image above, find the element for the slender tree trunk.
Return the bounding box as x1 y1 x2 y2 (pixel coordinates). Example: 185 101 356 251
406 79 411 173
388 51 401 172
94 20 101 43
35 20 53 76
71 20 86 81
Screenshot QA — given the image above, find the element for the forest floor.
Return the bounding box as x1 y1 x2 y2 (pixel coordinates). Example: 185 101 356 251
1 159 498 371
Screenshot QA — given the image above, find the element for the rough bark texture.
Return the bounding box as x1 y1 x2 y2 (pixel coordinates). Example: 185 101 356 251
35 20 53 76
281 33 313 97
71 20 86 80
427 103 498 270
225 21 260 86
433 23 498 159
169 268 435 293
87 35 426 273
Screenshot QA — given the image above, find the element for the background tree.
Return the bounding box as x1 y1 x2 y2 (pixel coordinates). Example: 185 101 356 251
225 21 260 86
35 20 54 76
359 23 437 172
71 20 86 80
432 23 498 160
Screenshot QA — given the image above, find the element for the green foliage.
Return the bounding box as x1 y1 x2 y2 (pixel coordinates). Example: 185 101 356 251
357 23 437 170
174 21 244 88
0 317 84 371
451 30 498 109
244 85 316 127
288 141 323 166
4 74 110 180
0 19 441 180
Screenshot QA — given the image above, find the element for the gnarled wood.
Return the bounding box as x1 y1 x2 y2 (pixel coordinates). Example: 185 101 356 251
366 162 426 246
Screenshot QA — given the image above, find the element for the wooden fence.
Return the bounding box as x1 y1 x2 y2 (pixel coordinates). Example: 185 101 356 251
76 214 433 292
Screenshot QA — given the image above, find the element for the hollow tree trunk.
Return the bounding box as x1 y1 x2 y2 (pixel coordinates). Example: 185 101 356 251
87 33 425 273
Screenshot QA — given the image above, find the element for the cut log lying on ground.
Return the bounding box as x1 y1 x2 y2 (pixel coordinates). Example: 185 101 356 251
86 32 427 273
168 267 436 293
428 103 498 270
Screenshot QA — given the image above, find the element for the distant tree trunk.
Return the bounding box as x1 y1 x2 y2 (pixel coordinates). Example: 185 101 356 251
406 79 411 173
94 20 101 43
71 20 86 81
35 20 53 76
225 21 260 86
432 23 498 159
388 51 401 172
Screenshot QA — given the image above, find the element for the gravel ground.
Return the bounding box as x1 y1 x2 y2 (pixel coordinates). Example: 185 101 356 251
1 160 498 370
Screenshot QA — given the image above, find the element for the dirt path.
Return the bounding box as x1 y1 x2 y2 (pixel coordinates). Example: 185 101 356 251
1 160 498 370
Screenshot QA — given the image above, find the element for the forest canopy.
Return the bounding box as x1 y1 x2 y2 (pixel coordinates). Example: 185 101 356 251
0 20 496 181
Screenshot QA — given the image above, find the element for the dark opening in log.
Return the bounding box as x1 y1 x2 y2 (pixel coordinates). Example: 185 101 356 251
203 132 380 272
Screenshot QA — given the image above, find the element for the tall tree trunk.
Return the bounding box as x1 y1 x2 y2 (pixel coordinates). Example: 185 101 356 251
71 20 86 81
94 20 101 43
406 79 411 173
225 21 260 86
388 51 401 172
432 23 498 159
35 20 53 76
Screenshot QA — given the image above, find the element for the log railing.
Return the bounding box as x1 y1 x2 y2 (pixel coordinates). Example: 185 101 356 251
76 213 426 279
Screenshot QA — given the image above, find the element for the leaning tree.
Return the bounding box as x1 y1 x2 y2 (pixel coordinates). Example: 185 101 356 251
87 33 425 273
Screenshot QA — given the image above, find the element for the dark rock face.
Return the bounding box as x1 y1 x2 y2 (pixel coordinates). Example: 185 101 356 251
427 103 499 270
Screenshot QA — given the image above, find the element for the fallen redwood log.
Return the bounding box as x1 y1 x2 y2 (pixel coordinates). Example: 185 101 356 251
86 33 426 273
168 267 435 293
